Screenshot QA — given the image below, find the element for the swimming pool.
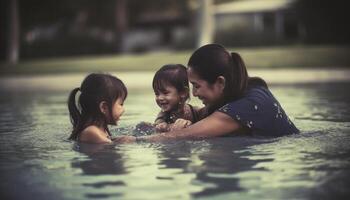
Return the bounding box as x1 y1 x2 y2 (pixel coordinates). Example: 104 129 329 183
0 77 350 199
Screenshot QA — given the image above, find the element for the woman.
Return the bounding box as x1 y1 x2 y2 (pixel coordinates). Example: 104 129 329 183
117 44 299 143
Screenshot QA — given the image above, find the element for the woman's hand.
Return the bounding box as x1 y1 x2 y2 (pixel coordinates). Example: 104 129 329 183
169 119 192 131
112 136 136 143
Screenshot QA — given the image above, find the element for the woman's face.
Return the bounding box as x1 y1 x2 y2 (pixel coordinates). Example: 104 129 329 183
187 67 224 107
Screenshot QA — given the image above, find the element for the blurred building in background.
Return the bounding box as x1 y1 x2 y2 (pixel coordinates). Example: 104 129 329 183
214 0 301 46
1 0 349 62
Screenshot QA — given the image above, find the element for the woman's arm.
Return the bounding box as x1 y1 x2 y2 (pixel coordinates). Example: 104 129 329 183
138 111 241 142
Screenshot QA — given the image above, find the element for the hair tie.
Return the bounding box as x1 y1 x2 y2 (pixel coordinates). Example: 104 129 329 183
76 87 82 96
75 87 82 114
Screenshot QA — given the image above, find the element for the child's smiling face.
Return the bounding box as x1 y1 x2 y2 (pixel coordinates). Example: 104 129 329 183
155 85 183 112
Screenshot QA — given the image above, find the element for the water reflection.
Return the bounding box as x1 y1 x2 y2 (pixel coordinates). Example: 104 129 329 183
154 137 275 198
71 143 127 199
193 138 276 197
72 143 126 175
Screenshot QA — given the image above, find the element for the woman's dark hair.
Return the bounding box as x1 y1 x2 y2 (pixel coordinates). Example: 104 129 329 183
152 64 190 101
67 73 128 140
188 44 267 114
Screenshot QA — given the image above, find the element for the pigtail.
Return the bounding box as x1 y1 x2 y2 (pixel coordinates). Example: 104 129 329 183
231 52 268 89
230 52 248 98
231 52 268 90
68 87 81 140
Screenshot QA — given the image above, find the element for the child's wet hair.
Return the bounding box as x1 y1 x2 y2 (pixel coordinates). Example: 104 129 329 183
68 73 127 140
152 64 189 100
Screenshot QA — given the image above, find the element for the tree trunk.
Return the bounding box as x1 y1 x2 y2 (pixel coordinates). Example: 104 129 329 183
8 0 19 65
196 0 214 48
275 11 284 41
115 0 127 53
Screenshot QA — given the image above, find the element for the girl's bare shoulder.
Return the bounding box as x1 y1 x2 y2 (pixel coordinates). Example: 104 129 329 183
79 126 111 143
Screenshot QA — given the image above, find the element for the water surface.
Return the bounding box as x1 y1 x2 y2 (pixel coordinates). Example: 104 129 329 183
0 82 350 200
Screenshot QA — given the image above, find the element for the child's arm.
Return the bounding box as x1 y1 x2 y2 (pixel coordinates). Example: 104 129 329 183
154 112 169 132
168 118 192 131
155 122 169 132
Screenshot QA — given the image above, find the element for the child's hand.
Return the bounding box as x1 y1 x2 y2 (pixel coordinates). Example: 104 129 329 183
112 136 136 143
170 119 192 131
155 122 169 132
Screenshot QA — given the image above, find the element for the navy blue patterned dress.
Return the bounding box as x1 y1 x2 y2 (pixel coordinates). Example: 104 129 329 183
217 86 299 136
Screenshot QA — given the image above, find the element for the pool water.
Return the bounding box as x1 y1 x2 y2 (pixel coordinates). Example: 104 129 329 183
0 82 350 200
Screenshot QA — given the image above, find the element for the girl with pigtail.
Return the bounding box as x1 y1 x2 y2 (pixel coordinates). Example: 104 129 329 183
67 73 129 143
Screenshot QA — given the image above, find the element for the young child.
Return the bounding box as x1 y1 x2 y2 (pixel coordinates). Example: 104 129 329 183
153 64 202 132
68 73 127 143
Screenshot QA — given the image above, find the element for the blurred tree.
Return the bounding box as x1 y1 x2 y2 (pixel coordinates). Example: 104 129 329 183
196 0 214 48
115 0 127 51
7 0 20 65
294 0 350 44
16 0 191 58
128 0 190 46
1 0 220 60
18 0 128 58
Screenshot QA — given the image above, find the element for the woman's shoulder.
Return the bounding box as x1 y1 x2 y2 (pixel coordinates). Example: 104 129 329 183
225 86 274 108
217 86 299 136
79 126 111 143
218 86 277 116
245 86 273 99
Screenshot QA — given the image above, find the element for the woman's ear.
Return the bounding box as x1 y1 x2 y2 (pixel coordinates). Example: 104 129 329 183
215 76 226 91
99 101 108 115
